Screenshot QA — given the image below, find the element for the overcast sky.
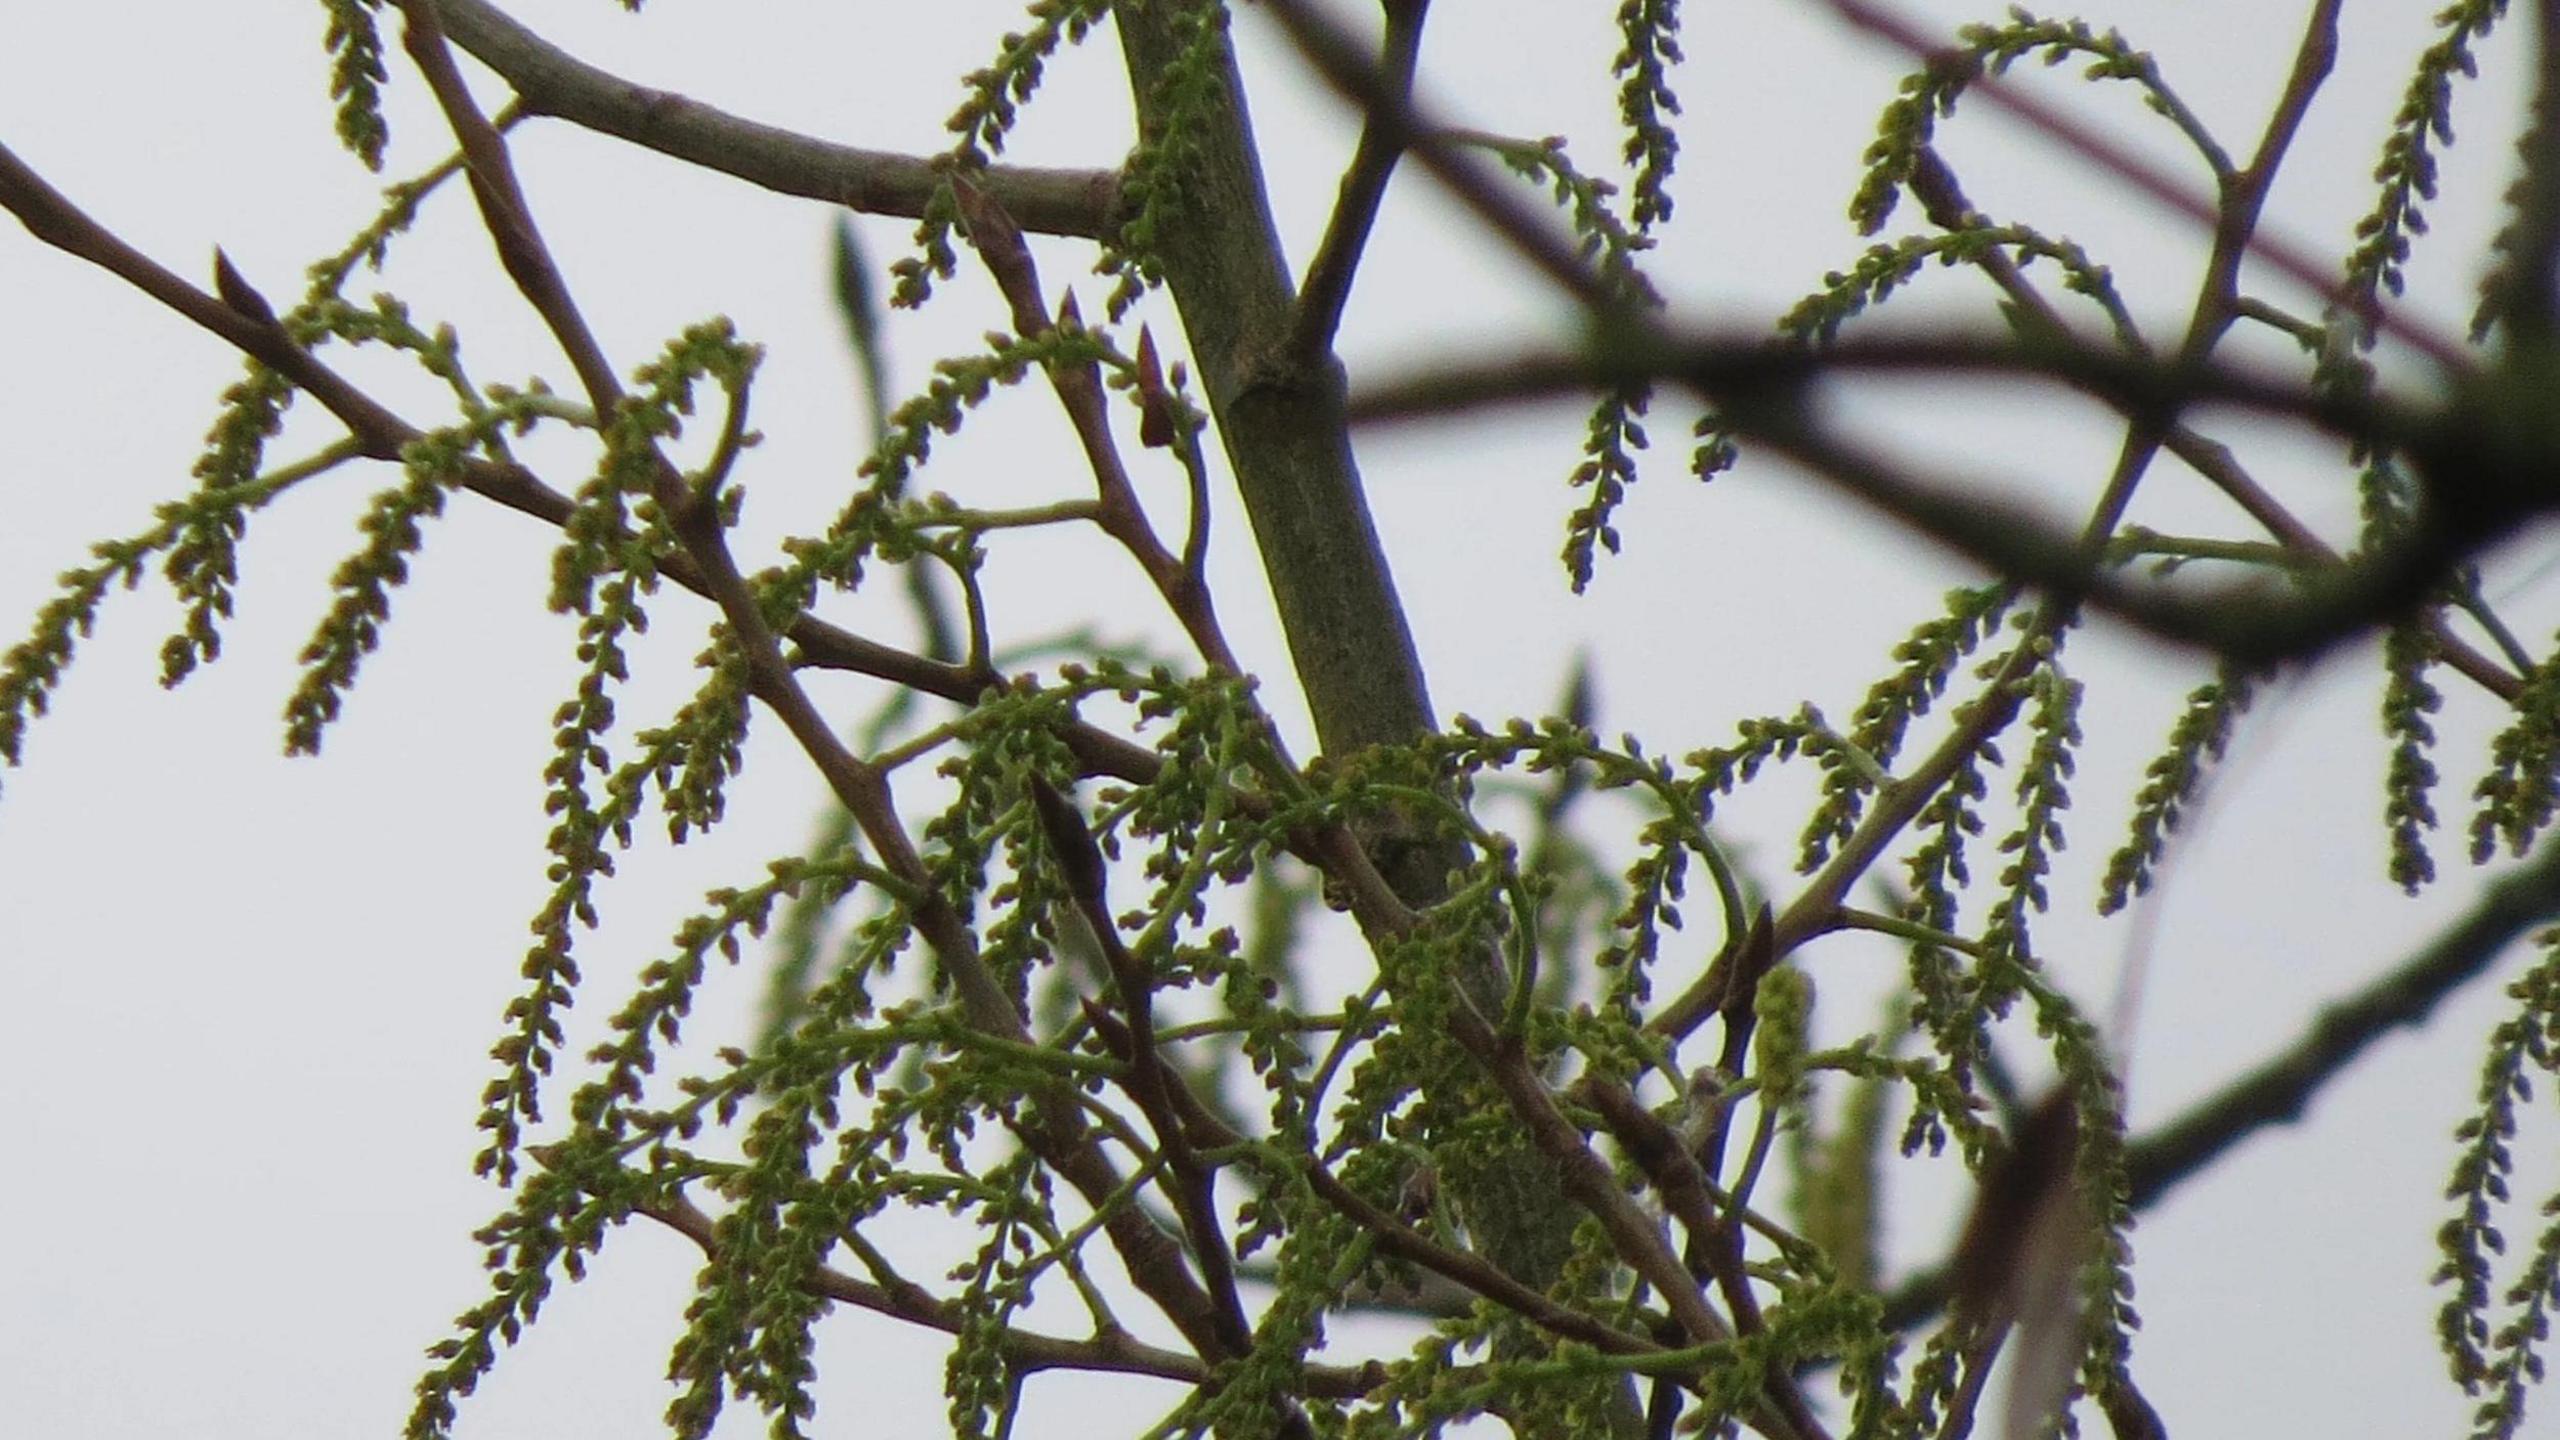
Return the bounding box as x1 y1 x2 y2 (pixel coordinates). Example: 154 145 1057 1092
1 2 2551 1437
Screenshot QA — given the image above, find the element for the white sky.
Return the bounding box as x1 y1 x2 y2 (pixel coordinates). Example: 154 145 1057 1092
0 2 2550 1436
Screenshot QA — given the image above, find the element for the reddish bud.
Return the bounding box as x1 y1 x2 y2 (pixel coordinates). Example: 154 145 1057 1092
212 249 277 327
1134 325 1177 449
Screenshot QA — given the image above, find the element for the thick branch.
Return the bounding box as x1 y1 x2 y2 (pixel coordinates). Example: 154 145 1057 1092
1108 18 1639 1427
1111 0 1439 765
433 0 1119 237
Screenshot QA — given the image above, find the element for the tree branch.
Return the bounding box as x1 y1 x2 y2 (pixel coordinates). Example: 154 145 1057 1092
1032 779 1258 1361
1257 0 1624 317
1084 994 1689 1365
1287 0 1431 363
1877 832 2560 1334
0 129 1203 789
947 177 1245 676
1820 0 2468 371
1349 326 2549 681
1106 19 1646 1426
0 141 426 460
629 1185 1383 1399
1900 147 2526 705
433 0 1120 237
1111 0 1441 767
2126 834 2560 1210
400 0 1247 1369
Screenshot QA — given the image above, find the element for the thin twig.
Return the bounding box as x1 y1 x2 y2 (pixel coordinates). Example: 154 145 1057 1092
1822 0 2469 372
1288 0 1432 363
1903 148 2524 703
0 143 421 461
2127 832 2560 1209
1031 778 1258 1360
629 1185 1381 1398
1257 0 1627 317
1441 999 1831 1440
1871 831 2560 1336
399 0 1248 1370
0 136 1013 711
947 177 1243 675
398 5 622 411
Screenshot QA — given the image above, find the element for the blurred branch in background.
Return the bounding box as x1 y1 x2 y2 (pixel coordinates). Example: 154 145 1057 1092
6 3 2560 1439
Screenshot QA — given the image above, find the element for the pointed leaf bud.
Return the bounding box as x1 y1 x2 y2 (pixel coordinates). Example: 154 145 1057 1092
1135 325 1176 449
212 249 277 327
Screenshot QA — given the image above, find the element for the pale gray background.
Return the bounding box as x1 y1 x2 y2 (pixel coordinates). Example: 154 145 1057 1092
0 2 2547 1436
